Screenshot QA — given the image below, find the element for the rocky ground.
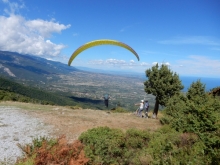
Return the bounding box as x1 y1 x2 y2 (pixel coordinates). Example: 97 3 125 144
0 106 54 164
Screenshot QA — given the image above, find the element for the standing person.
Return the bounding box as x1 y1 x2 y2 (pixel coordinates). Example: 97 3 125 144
143 100 149 118
135 100 144 117
103 94 110 108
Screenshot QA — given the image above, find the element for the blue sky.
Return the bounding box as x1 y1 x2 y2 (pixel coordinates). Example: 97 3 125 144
0 0 220 78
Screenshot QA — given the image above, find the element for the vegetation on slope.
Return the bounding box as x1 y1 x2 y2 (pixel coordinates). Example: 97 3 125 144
15 79 220 165
16 136 89 165
0 76 105 109
3 62 220 164
0 76 70 105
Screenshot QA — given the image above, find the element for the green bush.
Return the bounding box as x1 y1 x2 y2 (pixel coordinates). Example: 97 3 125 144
162 80 220 164
79 126 216 165
79 127 125 164
164 81 220 133
144 126 208 165
79 127 151 165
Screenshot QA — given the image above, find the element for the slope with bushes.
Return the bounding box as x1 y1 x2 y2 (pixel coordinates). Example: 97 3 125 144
161 80 220 164
0 76 72 105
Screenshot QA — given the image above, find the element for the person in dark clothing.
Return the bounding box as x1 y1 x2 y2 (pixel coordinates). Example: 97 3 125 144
103 94 110 108
143 100 149 118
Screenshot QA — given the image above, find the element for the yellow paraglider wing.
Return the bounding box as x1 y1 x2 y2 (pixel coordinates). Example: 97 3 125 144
68 39 139 66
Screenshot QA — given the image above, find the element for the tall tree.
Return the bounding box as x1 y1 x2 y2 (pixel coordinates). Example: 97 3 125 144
144 64 184 117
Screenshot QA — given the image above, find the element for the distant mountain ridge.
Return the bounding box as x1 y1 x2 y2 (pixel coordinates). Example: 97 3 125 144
0 51 79 83
0 51 145 83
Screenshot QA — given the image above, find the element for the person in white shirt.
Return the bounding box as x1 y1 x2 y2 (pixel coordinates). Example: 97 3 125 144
135 100 144 117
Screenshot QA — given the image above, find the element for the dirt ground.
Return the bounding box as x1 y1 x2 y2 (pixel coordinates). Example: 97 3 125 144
1 101 162 142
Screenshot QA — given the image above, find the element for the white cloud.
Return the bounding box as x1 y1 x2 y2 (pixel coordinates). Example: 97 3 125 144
106 59 126 65
0 0 71 57
174 55 220 77
88 59 105 65
130 60 135 63
140 62 149 66
25 19 70 38
88 59 128 66
158 36 220 46
152 62 170 66
87 59 151 69
152 62 158 65
88 59 140 66
2 0 25 15
164 62 170 66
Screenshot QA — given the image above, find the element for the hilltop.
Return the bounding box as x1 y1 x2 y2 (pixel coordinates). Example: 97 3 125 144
0 101 162 164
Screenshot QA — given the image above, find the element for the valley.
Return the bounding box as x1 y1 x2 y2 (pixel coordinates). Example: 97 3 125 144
0 51 155 111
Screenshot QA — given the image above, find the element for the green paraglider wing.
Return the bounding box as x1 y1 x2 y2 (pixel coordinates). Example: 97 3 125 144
68 39 139 66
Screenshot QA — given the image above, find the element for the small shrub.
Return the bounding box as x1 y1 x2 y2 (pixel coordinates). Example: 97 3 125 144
111 106 128 113
79 127 125 164
16 135 89 165
70 105 83 110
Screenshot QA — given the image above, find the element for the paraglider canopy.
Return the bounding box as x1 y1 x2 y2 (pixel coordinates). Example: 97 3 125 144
68 39 140 66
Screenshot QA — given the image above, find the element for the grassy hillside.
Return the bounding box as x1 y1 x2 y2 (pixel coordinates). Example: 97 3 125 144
0 76 110 109
0 76 69 105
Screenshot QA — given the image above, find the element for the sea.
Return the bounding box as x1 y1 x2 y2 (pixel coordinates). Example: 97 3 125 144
180 76 220 92
138 74 219 92
77 67 219 92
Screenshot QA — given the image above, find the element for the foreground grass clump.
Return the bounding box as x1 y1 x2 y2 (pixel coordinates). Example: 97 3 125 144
70 105 83 110
16 136 89 165
79 126 151 165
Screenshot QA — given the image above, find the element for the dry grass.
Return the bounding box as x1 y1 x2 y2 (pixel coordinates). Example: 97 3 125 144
0 101 163 142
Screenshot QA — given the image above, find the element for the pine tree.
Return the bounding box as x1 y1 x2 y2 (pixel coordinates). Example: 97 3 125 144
186 79 207 104
144 64 184 117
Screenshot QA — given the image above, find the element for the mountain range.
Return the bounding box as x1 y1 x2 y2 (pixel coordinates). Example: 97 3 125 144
0 51 79 83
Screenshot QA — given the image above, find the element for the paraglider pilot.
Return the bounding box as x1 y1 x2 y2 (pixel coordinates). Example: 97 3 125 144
103 94 110 108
